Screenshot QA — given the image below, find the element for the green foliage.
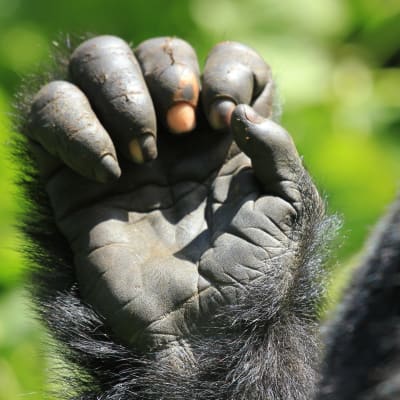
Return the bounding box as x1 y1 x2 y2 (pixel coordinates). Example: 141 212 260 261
0 0 399 397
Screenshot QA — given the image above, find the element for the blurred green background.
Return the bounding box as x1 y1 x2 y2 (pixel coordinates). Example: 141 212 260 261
0 0 399 398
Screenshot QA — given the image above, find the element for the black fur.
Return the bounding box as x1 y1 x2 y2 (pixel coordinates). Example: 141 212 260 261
14 38 344 399
316 198 400 400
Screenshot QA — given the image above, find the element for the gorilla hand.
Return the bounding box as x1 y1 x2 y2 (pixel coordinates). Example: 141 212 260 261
26 36 323 356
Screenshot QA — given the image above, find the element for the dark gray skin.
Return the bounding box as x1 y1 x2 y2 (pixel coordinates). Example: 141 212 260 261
27 36 321 352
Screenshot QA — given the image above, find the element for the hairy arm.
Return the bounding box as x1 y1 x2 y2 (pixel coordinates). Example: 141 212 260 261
317 198 400 400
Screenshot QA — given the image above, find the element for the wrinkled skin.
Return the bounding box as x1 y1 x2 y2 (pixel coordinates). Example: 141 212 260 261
27 35 319 350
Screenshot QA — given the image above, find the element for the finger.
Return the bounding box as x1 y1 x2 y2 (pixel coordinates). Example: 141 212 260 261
135 37 200 135
69 35 157 164
231 104 303 204
28 80 121 183
202 42 274 130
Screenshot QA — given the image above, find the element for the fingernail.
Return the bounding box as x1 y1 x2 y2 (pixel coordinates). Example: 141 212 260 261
209 99 236 130
129 139 144 163
244 106 264 124
97 154 121 183
129 134 157 164
167 102 196 134
138 133 158 160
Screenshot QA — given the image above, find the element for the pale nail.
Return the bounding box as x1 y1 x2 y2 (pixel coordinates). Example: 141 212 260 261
129 134 157 163
209 99 236 130
129 139 144 164
167 102 196 134
96 154 121 183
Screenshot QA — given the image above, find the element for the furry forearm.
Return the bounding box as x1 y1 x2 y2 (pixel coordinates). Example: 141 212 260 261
41 277 321 399
317 198 400 400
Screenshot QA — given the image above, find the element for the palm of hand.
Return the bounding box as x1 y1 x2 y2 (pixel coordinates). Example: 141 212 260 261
47 124 296 348
29 36 306 350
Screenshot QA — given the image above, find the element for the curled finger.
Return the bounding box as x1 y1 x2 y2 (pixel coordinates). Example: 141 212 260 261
69 35 157 163
202 42 274 130
28 81 121 183
135 37 200 135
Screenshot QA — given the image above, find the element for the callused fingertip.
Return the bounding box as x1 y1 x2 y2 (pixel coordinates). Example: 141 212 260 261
230 104 255 144
209 99 236 130
167 102 196 134
129 133 157 164
96 154 121 183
